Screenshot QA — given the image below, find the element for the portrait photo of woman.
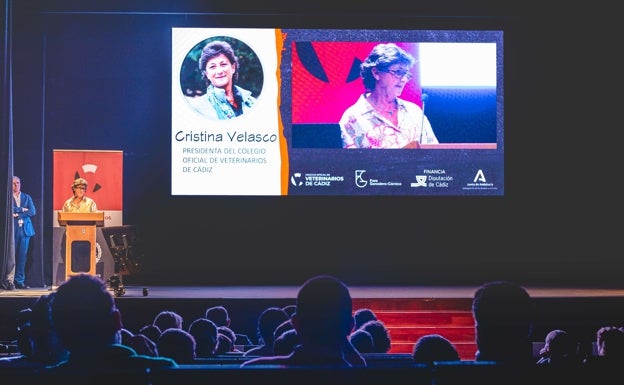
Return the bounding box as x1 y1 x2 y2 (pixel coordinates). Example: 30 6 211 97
181 36 263 120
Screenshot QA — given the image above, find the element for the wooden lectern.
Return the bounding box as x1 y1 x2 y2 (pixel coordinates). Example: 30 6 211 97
57 211 105 279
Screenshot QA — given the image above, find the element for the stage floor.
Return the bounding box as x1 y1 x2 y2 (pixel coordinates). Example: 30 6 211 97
2 285 624 299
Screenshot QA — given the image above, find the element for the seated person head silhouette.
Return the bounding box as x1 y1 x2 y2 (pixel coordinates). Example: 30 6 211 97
412 333 460 364
49 273 177 371
293 275 354 349
472 280 533 363
241 274 359 367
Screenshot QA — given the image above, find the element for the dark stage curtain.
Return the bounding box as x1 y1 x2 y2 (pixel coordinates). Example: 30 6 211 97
1 0 16 285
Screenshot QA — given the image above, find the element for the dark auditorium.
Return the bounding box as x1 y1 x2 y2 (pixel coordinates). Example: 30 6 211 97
1 1 621 384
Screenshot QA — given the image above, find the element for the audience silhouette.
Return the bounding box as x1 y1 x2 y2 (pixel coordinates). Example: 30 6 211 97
471 280 534 363
273 319 294 343
349 329 374 354
273 328 300 356
0 293 68 369
138 324 162 345
216 326 241 353
579 325 624 383
244 306 289 357
586 325 624 363
44 273 177 380
205 306 230 327
125 333 159 357
241 274 364 367
153 310 183 332
187 318 218 358
205 305 252 346
536 329 579 365
15 307 33 358
3 274 624 384
360 319 392 353
412 333 460 364
214 332 233 355
353 308 378 330
120 328 134 346
157 328 196 364
282 304 297 318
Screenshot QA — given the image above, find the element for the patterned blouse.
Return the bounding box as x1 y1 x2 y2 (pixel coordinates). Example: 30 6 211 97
62 196 98 213
339 93 438 148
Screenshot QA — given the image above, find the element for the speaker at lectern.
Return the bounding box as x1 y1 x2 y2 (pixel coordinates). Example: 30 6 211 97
57 211 105 278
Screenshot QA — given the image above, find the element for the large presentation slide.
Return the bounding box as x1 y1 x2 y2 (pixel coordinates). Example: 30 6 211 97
172 28 503 196
172 28 284 196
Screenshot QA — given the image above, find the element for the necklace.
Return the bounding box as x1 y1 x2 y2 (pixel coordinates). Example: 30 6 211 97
368 96 397 115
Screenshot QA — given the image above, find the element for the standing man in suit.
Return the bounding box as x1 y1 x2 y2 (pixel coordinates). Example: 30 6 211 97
10 176 36 289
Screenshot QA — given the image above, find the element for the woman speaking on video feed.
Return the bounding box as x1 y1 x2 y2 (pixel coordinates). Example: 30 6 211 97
339 43 438 149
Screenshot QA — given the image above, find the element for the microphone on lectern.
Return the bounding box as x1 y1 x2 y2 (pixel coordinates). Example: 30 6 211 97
419 93 429 144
